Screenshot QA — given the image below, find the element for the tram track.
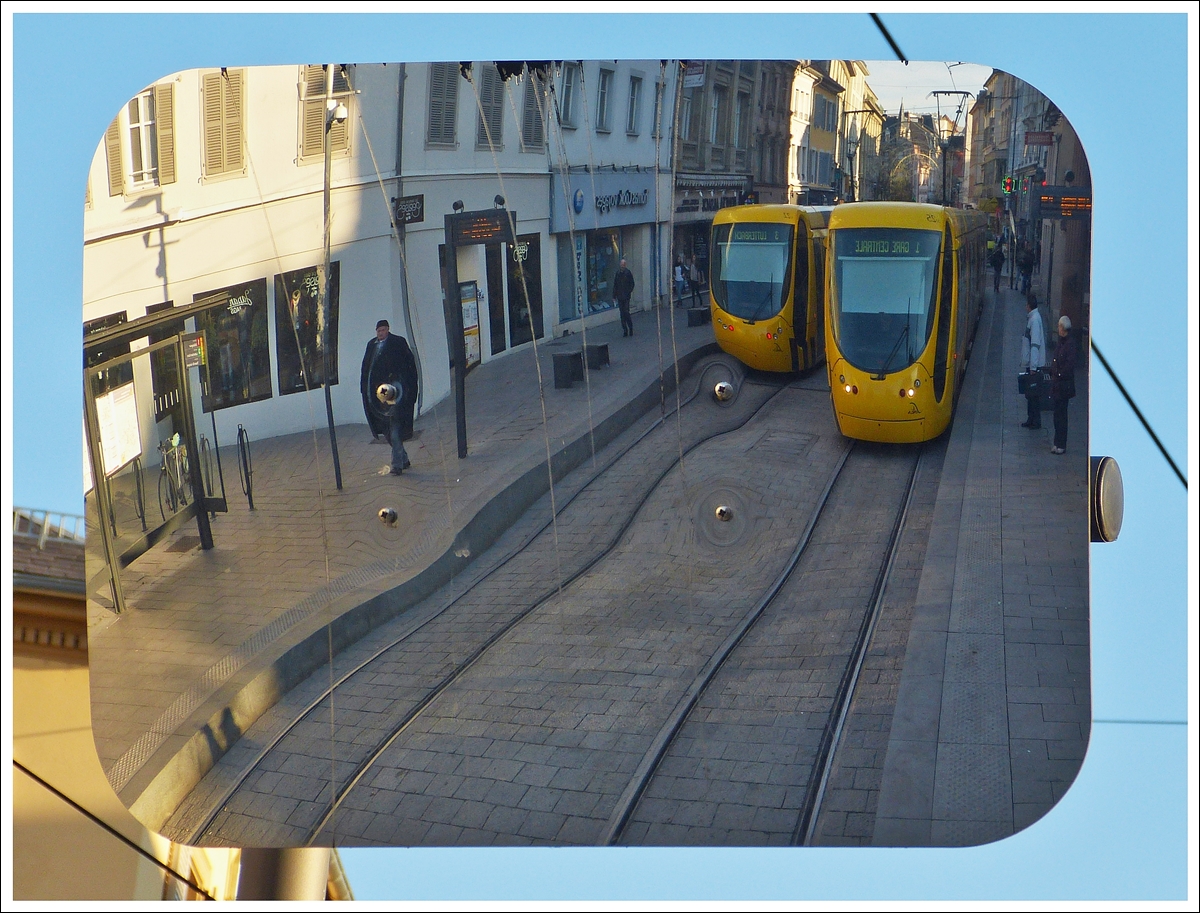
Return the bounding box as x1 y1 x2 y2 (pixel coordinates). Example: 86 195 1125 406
177 356 790 846
605 442 924 847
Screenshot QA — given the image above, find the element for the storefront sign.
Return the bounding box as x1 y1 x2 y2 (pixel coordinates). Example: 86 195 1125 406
551 171 656 232
183 332 206 368
1024 131 1054 146
683 62 706 89
572 234 586 319
393 193 425 225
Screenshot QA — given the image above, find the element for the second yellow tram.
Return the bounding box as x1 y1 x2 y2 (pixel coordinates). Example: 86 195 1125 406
709 204 831 373
825 202 989 443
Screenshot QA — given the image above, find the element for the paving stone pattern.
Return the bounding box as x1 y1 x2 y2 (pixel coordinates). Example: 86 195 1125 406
85 312 711 789
619 443 919 846
169 365 841 846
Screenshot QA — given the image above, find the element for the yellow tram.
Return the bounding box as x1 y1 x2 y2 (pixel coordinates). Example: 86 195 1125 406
825 202 989 443
709 204 831 373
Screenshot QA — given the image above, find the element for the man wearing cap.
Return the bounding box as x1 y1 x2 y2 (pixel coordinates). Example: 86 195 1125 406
361 319 419 473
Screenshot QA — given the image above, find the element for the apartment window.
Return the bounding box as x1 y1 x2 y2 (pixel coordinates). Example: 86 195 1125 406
427 62 459 146
559 63 578 127
596 68 613 132
710 87 727 145
104 83 175 195
476 63 504 149
202 69 244 178
520 69 546 151
681 90 695 141
300 65 352 160
735 92 750 148
626 76 642 135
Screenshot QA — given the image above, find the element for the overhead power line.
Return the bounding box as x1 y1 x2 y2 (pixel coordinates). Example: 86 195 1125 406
870 13 908 65
13 760 217 900
1090 341 1187 489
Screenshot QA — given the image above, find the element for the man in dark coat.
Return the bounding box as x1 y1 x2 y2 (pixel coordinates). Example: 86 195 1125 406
361 320 419 473
1048 314 1077 455
613 258 635 337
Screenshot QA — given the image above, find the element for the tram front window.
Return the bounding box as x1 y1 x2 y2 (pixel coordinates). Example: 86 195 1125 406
831 228 941 375
711 222 794 321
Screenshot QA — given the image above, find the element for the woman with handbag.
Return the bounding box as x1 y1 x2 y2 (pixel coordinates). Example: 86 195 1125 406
1049 315 1077 455
1020 296 1046 430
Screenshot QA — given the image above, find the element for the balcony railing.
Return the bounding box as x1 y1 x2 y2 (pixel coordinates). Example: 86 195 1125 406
12 508 86 548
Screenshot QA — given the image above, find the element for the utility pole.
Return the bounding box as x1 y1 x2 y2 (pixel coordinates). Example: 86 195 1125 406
320 63 346 490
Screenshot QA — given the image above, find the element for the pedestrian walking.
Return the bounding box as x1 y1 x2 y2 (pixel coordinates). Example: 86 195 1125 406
1020 295 1046 430
361 319 419 474
1018 243 1035 296
990 244 1006 294
688 256 702 307
613 257 635 337
674 256 686 307
1048 315 1077 455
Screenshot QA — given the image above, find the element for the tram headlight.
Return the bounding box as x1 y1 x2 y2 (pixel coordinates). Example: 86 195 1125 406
908 388 915 398
844 384 852 394
914 379 921 387
839 375 845 384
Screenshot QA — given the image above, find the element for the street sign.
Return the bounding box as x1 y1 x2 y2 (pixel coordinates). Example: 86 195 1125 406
393 193 424 225
1038 186 1091 220
683 61 706 89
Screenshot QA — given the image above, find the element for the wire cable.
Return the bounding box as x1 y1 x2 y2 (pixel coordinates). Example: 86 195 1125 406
13 759 217 900
870 13 909 65
1090 340 1187 489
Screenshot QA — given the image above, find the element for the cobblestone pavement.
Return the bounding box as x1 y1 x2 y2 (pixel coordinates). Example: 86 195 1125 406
168 376 847 847
619 442 920 846
85 310 712 799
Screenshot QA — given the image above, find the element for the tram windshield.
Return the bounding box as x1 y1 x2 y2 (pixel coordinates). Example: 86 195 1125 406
830 228 942 375
711 222 794 321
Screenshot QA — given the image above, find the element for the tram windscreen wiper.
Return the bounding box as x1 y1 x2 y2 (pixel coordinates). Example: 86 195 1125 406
873 304 912 379
745 274 779 323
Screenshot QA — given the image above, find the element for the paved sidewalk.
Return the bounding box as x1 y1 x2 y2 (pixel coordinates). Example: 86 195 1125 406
873 284 1091 845
85 305 715 822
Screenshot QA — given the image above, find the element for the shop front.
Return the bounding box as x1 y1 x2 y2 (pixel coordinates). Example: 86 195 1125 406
551 169 656 326
672 172 752 299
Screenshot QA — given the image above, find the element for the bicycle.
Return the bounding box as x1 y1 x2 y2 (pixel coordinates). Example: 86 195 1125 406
158 433 192 520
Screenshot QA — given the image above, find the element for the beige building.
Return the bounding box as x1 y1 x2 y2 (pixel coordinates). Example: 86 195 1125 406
11 507 351 900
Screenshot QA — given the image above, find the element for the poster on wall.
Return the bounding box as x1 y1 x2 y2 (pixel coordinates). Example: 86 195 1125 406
94 381 142 476
193 278 272 412
274 263 340 395
460 280 481 369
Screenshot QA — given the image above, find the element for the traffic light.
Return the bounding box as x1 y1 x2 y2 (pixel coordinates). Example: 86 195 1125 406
1002 175 1015 194
1021 176 1030 193
1034 166 1046 186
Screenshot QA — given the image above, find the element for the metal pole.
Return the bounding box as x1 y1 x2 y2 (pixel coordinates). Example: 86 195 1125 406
237 848 331 900
442 213 468 458
321 63 344 489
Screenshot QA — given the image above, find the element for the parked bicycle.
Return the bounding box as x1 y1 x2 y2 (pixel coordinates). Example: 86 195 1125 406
158 433 192 520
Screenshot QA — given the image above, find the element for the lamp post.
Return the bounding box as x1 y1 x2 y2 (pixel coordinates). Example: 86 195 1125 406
320 64 347 490
846 129 860 203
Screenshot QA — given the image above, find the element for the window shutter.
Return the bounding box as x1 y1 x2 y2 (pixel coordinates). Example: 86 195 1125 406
476 64 503 148
203 73 225 175
154 82 176 185
302 98 324 158
428 63 457 145
105 117 123 196
521 72 544 150
223 70 243 172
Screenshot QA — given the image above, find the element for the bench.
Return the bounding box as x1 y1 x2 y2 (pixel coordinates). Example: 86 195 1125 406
552 343 610 389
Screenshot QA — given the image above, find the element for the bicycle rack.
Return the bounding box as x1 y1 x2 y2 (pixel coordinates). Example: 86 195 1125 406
237 424 255 511
199 434 217 517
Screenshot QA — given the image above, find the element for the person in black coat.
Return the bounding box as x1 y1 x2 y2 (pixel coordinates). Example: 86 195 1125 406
1048 315 1077 455
361 320 419 473
613 258 635 337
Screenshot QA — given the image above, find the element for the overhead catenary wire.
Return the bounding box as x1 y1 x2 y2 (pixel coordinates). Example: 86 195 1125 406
13 759 217 901
1090 340 1187 489
870 13 909 65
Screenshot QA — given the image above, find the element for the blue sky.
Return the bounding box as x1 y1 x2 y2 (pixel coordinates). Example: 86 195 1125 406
3 9 1194 903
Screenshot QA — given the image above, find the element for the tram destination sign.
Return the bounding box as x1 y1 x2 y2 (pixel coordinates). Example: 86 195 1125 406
1038 186 1092 220
447 209 518 246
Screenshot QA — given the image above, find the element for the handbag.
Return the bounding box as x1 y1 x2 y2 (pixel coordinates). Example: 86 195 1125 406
1017 370 1048 397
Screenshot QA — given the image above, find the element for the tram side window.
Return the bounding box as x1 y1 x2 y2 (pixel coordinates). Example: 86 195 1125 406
194 278 273 412
793 225 810 317
932 225 954 401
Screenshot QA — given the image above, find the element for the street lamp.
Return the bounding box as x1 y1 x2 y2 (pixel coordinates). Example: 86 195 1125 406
846 127 860 203
320 64 347 490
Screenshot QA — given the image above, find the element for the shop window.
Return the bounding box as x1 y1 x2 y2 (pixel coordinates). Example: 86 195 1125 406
84 312 133 396
507 234 544 346
427 62 459 147
586 228 621 315
300 64 352 161
202 69 244 178
145 301 185 425
193 279 272 412
274 264 340 396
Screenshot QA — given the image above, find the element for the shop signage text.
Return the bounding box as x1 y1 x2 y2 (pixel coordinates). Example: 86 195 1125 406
594 188 649 215
393 194 425 225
